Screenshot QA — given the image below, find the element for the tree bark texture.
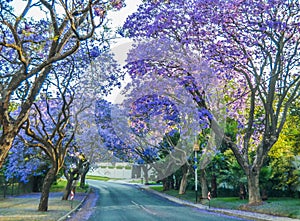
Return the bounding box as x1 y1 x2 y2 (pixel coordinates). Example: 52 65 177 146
200 169 208 199
38 167 57 211
141 165 149 184
0 130 17 167
247 170 262 205
62 174 76 200
178 164 189 195
80 162 90 188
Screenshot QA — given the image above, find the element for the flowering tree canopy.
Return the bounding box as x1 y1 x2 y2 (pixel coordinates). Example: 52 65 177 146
0 0 125 167
123 0 300 204
4 136 47 184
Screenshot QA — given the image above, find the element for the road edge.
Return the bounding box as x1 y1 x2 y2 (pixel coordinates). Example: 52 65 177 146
140 185 300 221
57 190 90 221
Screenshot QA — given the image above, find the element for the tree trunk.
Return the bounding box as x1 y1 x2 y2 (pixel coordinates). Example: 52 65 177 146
211 174 217 198
239 183 246 199
80 174 86 189
38 167 57 211
141 165 149 184
247 170 262 205
62 175 74 200
0 133 16 168
162 176 173 191
179 164 189 195
200 169 208 199
178 172 188 194
80 162 90 188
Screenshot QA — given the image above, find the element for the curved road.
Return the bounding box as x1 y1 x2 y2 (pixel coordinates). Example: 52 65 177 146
87 180 249 221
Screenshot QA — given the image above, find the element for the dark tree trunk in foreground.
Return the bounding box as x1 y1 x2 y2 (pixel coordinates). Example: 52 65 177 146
38 167 57 211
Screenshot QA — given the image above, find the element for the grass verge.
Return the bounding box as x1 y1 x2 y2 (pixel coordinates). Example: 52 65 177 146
0 179 89 221
150 186 300 219
0 194 82 221
85 175 110 181
50 179 89 193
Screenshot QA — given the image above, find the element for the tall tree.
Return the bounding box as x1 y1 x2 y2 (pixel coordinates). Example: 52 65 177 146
123 0 300 205
0 0 124 167
17 43 121 211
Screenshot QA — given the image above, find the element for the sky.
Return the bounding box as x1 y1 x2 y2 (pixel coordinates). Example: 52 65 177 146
106 0 142 103
109 0 142 62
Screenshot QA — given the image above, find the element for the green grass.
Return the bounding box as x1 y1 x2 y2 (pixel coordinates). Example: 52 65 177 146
149 186 163 191
149 187 300 219
85 175 110 181
208 197 300 218
243 198 300 219
50 179 89 193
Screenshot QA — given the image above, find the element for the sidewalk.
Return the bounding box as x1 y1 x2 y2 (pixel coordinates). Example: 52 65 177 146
140 185 300 221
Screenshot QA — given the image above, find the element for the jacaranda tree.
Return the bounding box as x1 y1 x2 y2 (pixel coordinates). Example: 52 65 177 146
0 0 124 168
123 0 300 205
4 136 48 187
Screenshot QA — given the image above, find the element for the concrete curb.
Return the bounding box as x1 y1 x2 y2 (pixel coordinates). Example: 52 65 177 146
57 190 90 221
139 185 300 221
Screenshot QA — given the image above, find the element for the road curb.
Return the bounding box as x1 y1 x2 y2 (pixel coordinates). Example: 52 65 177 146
57 190 91 221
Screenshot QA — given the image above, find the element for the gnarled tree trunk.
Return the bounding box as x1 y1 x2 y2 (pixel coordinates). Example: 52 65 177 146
80 162 90 188
38 166 57 211
62 169 79 200
179 163 189 194
0 129 17 168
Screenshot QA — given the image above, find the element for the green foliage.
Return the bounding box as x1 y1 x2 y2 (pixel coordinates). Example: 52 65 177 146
151 187 300 219
268 112 300 195
158 130 180 159
50 179 67 192
50 179 88 193
218 150 247 188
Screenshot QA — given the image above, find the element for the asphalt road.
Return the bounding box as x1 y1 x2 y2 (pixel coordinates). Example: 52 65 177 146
87 180 250 221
